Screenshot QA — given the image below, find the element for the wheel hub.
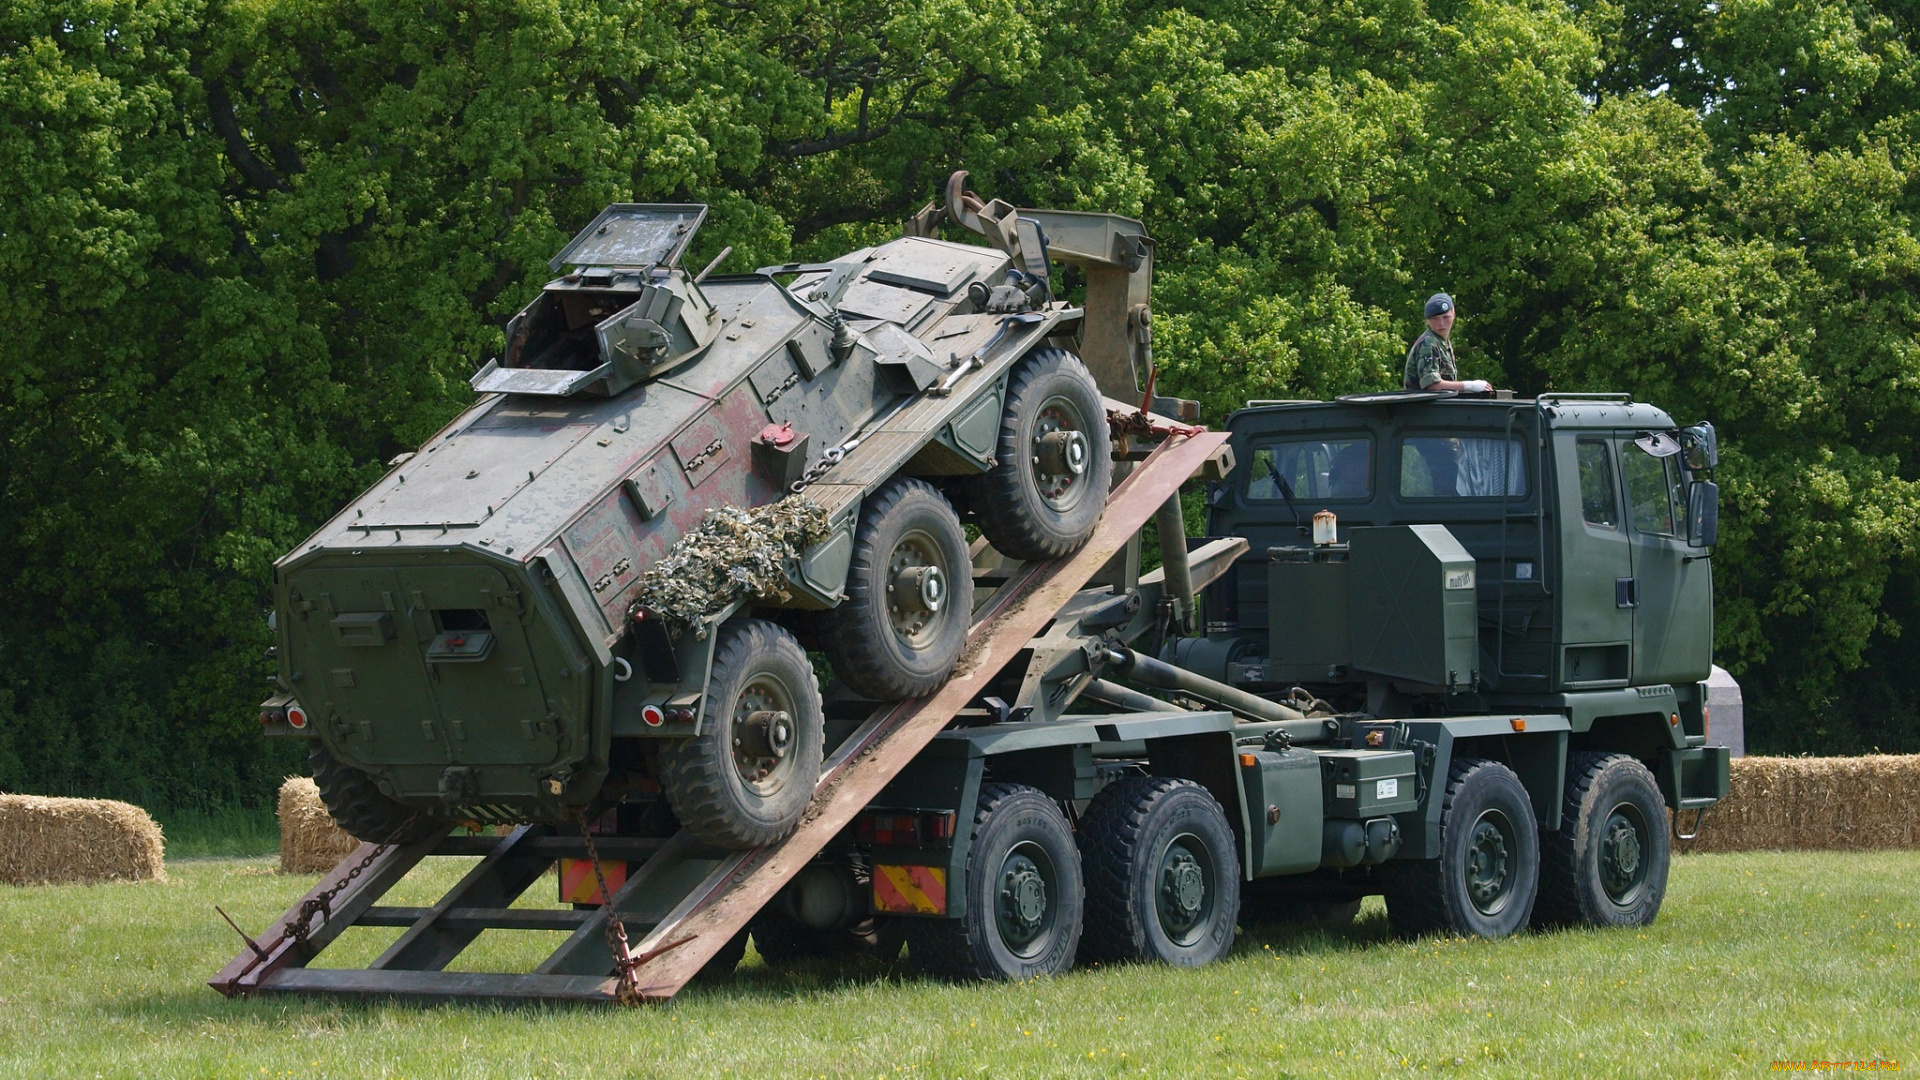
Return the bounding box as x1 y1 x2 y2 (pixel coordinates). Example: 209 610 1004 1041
884 531 947 647
1030 399 1091 510
1036 429 1088 477
1466 814 1513 914
890 565 945 615
730 678 797 792
1599 806 1648 903
1159 843 1208 936
998 851 1050 951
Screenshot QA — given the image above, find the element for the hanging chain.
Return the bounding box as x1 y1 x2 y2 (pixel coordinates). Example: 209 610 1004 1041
287 813 422 949
576 808 645 1006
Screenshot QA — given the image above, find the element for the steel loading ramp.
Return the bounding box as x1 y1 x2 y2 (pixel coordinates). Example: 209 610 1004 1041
212 428 1230 1004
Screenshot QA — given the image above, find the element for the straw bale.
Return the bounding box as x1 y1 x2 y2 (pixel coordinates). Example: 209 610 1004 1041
0 794 165 885
1678 754 1920 853
278 777 360 874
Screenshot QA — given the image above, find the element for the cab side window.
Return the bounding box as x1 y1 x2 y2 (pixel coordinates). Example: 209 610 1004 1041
1246 438 1372 501
1620 444 1678 535
1577 440 1618 528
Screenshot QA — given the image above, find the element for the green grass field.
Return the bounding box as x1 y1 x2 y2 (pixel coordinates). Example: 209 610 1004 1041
1 850 1912 1079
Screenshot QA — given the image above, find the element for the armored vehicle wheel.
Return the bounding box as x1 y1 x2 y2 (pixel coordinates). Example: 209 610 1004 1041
971 348 1112 562
908 783 1083 980
309 742 439 844
825 477 973 700
1534 753 1669 928
1382 758 1539 939
659 619 824 850
1078 777 1239 967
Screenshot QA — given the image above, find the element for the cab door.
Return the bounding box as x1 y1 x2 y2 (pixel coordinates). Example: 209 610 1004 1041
1617 435 1713 686
1554 433 1634 687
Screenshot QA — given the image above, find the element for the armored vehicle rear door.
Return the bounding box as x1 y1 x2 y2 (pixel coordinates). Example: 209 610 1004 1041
1553 433 1635 687
1617 434 1712 686
288 564 563 767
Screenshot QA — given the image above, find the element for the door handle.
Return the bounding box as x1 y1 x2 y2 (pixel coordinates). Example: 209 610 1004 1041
1615 577 1637 608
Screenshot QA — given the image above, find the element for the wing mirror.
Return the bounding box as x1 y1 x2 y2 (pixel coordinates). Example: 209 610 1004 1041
1681 421 1718 472
1687 480 1719 548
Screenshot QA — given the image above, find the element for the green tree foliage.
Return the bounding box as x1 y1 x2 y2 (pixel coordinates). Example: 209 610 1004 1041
3 0 1917 808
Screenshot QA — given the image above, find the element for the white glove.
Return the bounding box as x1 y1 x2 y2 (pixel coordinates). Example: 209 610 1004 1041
1462 379 1491 393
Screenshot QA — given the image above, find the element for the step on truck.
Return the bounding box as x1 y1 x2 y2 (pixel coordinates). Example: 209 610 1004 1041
217 176 1731 1002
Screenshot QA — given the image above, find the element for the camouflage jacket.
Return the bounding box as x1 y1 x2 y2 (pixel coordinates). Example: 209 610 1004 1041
1403 329 1457 390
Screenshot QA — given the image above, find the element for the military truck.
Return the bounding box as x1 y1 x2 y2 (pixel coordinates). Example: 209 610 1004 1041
745 391 1732 976
229 180 1731 998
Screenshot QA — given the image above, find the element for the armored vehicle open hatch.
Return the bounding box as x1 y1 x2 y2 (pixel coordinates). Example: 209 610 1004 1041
261 174 1158 850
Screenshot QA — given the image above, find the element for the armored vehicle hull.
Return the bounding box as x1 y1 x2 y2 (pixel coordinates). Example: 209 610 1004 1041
264 176 1157 848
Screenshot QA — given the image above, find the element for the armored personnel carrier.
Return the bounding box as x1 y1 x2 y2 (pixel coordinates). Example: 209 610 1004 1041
261 175 1157 851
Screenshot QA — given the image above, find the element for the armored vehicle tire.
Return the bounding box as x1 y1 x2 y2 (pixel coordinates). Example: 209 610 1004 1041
309 743 440 845
1534 753 1670 929
659 619 824 850
825 477 973 700
908 783 1083 980
1382 758 1539 939
1078 777 1239 967
971 348 1113 562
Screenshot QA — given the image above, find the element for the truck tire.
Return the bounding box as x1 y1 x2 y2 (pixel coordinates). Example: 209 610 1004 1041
971 348 1112 562
908 783 1083 980
309 743 439 845
1382 758 1539 939
1078 777 1240 967
660 619 824 850
826 478 973 700
1534 753 1670 929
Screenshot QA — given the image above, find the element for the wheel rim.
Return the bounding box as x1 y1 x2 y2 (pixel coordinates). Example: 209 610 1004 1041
730 672 799 797
1030 393 1092 513
1464 808 1518 917
995 840 1057 958
884 527 949 650
1155 833 1215 946
1597 801 1651 906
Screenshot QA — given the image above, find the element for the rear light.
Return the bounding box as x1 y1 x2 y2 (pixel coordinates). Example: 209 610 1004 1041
856 808 957 846
258 704 285 726
285 703 309 730
641 704 665 727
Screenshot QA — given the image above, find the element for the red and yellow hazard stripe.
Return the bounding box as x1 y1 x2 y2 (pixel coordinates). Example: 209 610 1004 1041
873 864 947 915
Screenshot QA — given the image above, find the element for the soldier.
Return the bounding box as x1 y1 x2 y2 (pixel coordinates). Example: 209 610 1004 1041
1403 293 1490 394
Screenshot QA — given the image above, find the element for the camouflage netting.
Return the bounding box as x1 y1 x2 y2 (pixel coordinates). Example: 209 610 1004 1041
634 498 832 634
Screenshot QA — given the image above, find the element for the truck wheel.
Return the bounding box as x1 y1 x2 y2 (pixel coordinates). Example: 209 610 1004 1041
1382 758 1539 939
1534 753 1670 929
309 743 439 845
1078 777 1239 967
971 348 1112 561
826 477 973 700
908 783 1082 980
659 619 824 850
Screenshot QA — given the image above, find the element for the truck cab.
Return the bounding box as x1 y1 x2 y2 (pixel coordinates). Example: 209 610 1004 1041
1202 392 1718 728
